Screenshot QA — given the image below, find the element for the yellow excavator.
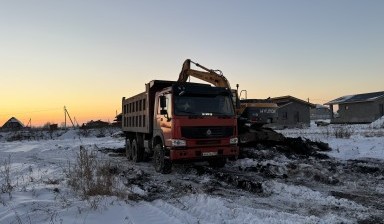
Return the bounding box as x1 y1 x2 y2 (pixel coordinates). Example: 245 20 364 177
177 59 284 145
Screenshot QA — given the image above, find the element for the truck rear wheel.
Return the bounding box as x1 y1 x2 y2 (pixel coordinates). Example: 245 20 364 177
153 144 172 174
125 138 132 160
132 139 144 162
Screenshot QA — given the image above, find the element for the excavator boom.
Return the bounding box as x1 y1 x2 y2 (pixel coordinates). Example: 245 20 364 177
178 59 232 89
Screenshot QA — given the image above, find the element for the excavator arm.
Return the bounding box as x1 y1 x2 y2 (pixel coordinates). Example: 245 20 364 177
178 59 232 90
178 59 239 111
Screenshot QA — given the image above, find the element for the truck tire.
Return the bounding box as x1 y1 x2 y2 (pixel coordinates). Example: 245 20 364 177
153 144 172 174
132 139 144 162
125 138 132 160
208 158 226 168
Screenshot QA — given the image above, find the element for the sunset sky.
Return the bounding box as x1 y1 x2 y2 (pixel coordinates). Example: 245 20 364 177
1 0 383 127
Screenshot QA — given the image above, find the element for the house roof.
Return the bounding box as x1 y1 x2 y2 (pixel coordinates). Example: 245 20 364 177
324 91 384 105
2 117 24 127
270 95 316 108
315 104 330 109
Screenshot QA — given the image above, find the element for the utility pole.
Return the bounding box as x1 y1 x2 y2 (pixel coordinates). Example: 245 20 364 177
74 117 80 127
64 107 66 128
26 118 31 128
64 106 76 128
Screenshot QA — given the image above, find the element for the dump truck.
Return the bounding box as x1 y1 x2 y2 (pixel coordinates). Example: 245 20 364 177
122 80 239 173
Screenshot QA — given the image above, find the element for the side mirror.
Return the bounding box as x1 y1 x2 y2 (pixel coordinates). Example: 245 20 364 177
159 95 171 121
160 95 166 108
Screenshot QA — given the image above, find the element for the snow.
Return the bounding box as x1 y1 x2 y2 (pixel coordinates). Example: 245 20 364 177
326 94 355 104
325 137 384 160
367 93 384 101
371 115 384 128
1 125 384 224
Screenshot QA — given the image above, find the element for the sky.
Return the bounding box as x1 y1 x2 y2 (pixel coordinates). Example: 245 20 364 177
1 0 383 127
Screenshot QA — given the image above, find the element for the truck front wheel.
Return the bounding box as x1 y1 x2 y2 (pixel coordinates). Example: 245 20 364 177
153 144 172 174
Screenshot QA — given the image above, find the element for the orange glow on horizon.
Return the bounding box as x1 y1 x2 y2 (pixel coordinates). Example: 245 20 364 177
1 105 121 128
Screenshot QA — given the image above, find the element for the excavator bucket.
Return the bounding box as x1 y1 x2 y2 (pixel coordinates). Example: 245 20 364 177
177 59 191 83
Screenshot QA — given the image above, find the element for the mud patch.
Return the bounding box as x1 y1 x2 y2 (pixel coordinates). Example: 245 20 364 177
275 137 331 159
213 171 263 193
97 146 125 156
240 137 331 160
347 160 382 174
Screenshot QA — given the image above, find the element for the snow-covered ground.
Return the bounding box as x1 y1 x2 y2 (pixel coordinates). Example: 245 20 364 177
280 119 384 161
1 121 383 224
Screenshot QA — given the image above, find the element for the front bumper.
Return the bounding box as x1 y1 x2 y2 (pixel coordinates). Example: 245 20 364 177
168 145 239 161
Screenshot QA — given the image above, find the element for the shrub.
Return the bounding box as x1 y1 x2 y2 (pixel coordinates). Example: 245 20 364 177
65 146 124 202
363 130 384 137
1 155 14 199
333 126 354 139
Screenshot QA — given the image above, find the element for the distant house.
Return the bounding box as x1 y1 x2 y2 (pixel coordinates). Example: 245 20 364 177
325 91 384 124
270 96 316 128
81 120 110 129
113 113 122 127
1 117 24 131
49 124 58 131
310 104 332 120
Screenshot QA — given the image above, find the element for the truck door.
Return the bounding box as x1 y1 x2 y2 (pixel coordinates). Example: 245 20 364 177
156 93 172 145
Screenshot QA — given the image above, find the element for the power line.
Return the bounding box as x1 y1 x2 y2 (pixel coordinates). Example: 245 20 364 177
0 108 62 117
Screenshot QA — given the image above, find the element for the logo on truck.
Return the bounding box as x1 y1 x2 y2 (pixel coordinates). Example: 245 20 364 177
260 109 276 114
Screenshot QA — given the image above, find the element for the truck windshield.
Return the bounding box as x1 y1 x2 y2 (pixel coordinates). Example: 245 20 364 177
174 95 234 116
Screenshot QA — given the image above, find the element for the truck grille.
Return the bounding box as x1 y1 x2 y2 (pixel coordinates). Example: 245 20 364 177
181 126 234 139
195 140 221 145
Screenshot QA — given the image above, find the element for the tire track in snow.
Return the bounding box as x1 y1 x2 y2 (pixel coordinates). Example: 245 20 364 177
124 201 186 224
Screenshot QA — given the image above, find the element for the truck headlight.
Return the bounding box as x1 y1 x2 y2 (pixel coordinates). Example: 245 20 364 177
170 139 186 147
230 137 238 144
